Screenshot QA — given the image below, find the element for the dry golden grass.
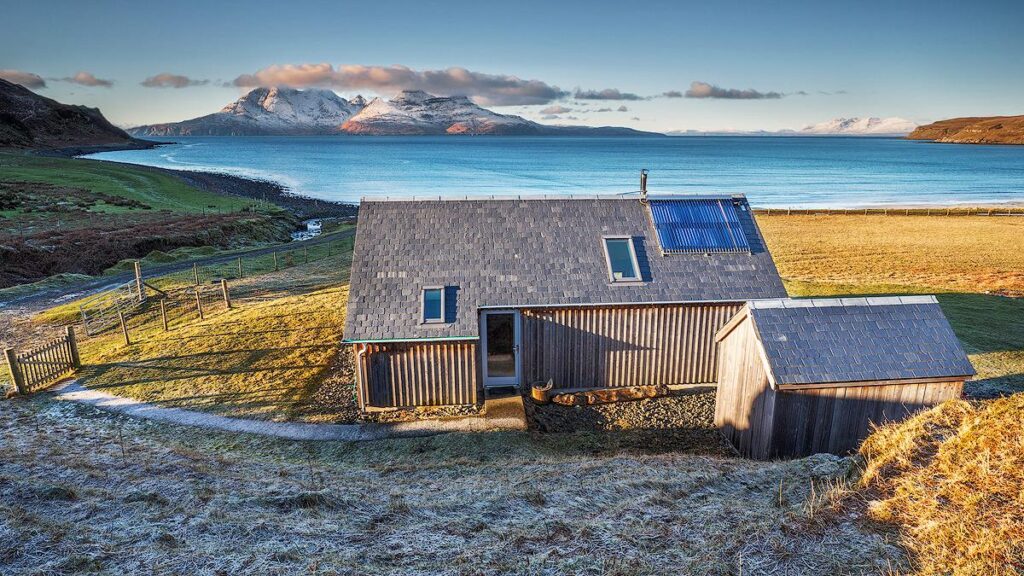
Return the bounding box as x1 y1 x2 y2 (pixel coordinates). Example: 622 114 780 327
758 214 1024 296
859 396 1024 574
73 246 356 422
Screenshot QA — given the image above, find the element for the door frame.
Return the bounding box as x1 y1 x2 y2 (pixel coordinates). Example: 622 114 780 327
479 309 522 388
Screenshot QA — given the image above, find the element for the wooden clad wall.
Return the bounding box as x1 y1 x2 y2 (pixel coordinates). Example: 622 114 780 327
767 379 964 458
713 315 776 459
355 342 479 409
521 302 742 390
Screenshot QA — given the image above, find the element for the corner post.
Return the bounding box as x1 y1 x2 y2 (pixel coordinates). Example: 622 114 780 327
134 261 145 302
65 326 81 369
4 348 27 395
221 279 232 309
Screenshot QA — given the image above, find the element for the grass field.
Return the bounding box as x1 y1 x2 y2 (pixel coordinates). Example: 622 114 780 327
0 152 292 288
0 394 905 575
758 213 1024 296
0 152 250 215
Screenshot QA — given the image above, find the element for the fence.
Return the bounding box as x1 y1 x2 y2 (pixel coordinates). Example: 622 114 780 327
4 326 81 394
754 206 1024 217
148 237 346 292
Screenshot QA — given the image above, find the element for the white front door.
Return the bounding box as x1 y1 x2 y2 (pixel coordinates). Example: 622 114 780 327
480 310 521 388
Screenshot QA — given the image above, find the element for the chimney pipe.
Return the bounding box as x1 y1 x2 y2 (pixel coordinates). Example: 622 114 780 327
640 169 649 202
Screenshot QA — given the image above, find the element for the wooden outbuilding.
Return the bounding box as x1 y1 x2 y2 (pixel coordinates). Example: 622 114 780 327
714 296 975 459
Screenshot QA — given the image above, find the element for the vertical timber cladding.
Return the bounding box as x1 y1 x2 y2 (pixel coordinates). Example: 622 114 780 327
356 341 479 409
521 302 742 389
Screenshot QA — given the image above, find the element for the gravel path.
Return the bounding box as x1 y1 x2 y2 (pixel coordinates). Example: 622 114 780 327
50 380 527 441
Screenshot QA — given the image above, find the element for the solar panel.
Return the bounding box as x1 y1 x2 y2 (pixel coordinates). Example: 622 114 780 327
648 198 751 254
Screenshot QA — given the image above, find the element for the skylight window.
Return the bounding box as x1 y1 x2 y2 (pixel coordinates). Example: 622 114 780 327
422 287 445 323
648 198 751 254
603 237 641 282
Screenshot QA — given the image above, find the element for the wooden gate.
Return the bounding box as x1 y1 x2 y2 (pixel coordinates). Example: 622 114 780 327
3 326 81 395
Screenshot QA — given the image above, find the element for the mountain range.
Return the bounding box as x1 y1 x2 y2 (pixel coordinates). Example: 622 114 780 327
0 78 138 149
667 116 917 137
129 87 655 137
907 115 1024 145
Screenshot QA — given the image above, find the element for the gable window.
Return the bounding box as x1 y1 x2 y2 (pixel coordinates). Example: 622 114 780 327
422 287 445 323
602 237 641 282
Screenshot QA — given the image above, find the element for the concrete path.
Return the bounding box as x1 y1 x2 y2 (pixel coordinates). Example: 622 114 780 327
49 380 527 442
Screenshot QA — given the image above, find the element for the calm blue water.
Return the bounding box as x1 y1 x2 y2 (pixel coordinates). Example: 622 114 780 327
85 136 1024 207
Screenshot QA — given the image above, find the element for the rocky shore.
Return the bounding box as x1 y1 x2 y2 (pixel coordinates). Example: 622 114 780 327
40 143 358 221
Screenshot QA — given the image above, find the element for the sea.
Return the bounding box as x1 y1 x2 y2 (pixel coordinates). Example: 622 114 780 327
84 136 1024 208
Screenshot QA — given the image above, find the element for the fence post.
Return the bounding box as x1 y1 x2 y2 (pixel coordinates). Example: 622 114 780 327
118 312 131 346
274 251 279 271
134 261 145 302
195 288 204 320
193 263 200 285
237 256 243 279
221 279 232 309
4 348 27 395
65 326 81 369
160 299 169 331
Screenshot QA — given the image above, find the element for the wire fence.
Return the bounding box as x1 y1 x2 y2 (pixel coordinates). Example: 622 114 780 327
753 206 1024 217
147 238 346 291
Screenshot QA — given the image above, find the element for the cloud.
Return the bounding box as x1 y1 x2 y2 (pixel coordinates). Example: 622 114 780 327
141 73 208 88
818 89 848 95
685 81 781 99
539 105 571 115
0 69 46 89
573 88 643 101
617 105 629 112
232 63 567 106
662 90 684 98
59 71 113 87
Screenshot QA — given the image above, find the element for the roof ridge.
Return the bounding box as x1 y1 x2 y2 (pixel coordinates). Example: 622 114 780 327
749 295 937 309
360 193 747 202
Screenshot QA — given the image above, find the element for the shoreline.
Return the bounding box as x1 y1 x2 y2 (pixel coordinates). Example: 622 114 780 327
35 140 358 221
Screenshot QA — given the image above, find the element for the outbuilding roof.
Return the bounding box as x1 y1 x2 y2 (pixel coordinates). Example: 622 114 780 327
344 195 787 342
743 296 975 386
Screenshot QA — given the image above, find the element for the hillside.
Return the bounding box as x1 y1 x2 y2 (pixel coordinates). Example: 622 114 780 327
907 115 1024 144
0 78 138 149
129 87 660 137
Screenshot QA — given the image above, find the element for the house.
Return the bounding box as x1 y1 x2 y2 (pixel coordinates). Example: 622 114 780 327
343 192 787 409
342 186 974 458
713 296 975 459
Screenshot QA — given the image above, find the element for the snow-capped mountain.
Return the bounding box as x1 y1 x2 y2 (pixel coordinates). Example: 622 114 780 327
130 87 365 136
341 90 540 135
129 88 657 137
799 117 918 135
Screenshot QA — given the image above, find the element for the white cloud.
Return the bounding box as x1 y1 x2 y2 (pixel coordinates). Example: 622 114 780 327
574 88 643 101
59 71 113 88
232 64 567 106
142 73 208 88
685 81 781 99
0 69 46 89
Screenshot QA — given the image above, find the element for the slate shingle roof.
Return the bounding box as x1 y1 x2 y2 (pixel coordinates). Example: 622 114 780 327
748 296 975 386
344 195 787 341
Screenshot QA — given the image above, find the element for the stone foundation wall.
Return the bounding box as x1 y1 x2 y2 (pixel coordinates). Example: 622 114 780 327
523 387 717 433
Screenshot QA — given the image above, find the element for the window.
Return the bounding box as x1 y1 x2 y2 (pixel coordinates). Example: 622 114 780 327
422 287 445 323
603 237 641 282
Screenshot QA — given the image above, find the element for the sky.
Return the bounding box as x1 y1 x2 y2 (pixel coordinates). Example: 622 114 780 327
2 0 1022 131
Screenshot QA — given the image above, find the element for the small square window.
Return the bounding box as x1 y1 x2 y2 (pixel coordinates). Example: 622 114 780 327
422 287 445 323
603 237 641 282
